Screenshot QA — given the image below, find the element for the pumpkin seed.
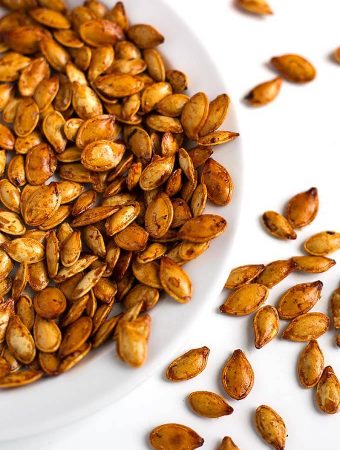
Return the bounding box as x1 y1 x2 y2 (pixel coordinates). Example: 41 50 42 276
160 256 192 303
117 316 150 367
217 437 240 450
253 305 279 349
282 312 330 341
188 391 233 418
27 261 49 292
71 264 106 300
178 214 227 243
0 299 15 343
33 315 62 353
95 73 144 98
315 366 340 414
40 36 70 72
72 82 103 119
304 231 340 256
0 369 43 388
59 316 92 358
30 8 70 29
2 238 44 263
278 281 323 320
127 24 164 49
23 183 61 226
149 423 204 450
166 346 210 381
54 255 98 282
16 295 35 331
298 340 324 388
6 315 36 364
262 211 297 240
225 264 265 289
292 255 336 273
81 140 125 172
201 158 233 205
221 349 254 400
245 77 282 106
200 93 230 135
71 205 119 227
38 352 60 375
286 187 318 228
33 76 59 111
331 288 340 329
198 130 239 146
12 261 28 299
220 283 268 316
255 405 287 450
271 54 316 82
181 92 209 140
255 259 297 288
25 143 57 185
33 287 66 319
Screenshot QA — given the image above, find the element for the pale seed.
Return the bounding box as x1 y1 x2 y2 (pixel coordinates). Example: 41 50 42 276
304 231 340 256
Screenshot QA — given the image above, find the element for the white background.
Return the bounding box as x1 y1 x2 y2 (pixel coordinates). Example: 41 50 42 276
4 0 340 448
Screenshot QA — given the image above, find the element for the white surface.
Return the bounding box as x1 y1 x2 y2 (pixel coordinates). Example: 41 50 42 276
0 0 242 441
3 0 340 448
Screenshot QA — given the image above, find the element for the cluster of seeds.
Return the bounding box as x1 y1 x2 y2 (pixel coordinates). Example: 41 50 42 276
150 187 339 449
0 0 239 388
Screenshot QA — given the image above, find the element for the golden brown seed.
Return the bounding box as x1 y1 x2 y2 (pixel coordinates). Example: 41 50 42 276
286 187 319 229
217 437 240 450
178 214 227 243
298 340 324 388
105 202 140 235
0 211 26 236
201 158 233 205
181 92 209 140
95 73 144 98
255 405 287 450
2 238 44 263
166 69 188 92
200 93 230 136
262 211 297 240
123 284 159 311
16 295 35 331
33 316 62 353
25 143 57 186
127 24 164 49
71 205 119 227
197 130 239 146
159 256 192 303
237 0 273 14
220 283 269 316
114 222 149 251
139 156 175 191
34 76 59 111
81 140 125 172
145 193 173 239
253 305 279 349
12 261 28 299
28 260 49 292
221 349 254 400
117 316 150 367
40 36 70 72
271 54 316 83
188 391 233 418
166 346 210 381
277 281 323 320
132 260 162 289
255 259 296 288
6 315 36 364
0 299 15 343
315 366 340 414
32 280 63 315
141 82 172 113
304 231 340 256
92 315 120 348
23 183 61 226
293 255 336 273
0 369 43 389
282 312 330 342
38 352 60 376
58 342 91 373
331 288 340 329
0 180 21 213
225 264 265 289
30 8 70 29
245 77 282 106
79 19 123 47
72 190 96 216
60 231 81 267
149 423 204 450
59 316 92 358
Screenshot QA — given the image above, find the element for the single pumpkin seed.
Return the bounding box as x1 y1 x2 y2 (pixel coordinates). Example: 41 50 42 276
315 366 340 414
225 264 265 289
253 305 279 349
221 349 254 400
255 405 287 450
282 312 330 342
271 54 316 83
188 391 233 418
304 231 340 256
166 346 210 381
278 281 323 320
245 77 282 106
262 211 297 240
286 187 319 228
149 423 204 450
220 283 269 316
298 340 324 388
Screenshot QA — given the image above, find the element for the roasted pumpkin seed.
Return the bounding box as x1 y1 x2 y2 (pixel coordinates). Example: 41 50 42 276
315 366 340 414
255 405 287 450
221 349 254 400
166 346 210 381
298 340 324 388
282 312 330 342
253 305 279 349
220 283 269 316
188 391 233 418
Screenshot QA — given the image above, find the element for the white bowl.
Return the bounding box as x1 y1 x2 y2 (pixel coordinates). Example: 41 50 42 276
0 0 242 440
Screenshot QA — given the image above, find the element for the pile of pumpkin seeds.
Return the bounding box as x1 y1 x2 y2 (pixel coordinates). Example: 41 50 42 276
149 187 339 449
0 0 238 388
